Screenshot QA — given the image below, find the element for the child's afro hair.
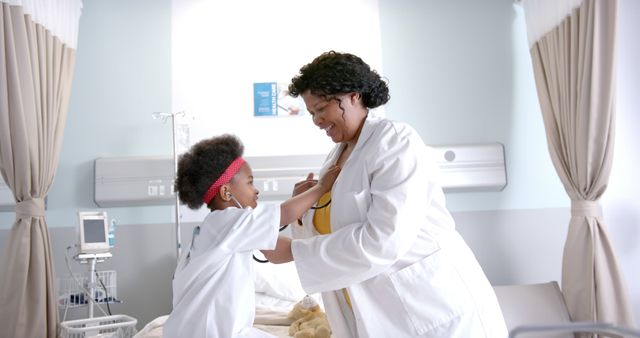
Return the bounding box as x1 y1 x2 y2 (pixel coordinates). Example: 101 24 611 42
174 134 244 209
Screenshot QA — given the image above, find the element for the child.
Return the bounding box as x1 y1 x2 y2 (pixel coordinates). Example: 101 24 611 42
163 134 339 338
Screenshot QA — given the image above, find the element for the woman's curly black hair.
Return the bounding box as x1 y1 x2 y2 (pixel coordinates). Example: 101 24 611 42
174 134 244 210
288 51 390 109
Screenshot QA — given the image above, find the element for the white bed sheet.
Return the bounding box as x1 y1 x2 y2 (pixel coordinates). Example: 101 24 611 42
133 303 295 338
134 261 314 338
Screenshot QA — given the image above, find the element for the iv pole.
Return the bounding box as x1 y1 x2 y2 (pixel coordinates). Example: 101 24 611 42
152 111 185 260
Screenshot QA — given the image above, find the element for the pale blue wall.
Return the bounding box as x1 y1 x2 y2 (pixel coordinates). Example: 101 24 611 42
0 0 568 228
0 0 174 228
378 0 568 212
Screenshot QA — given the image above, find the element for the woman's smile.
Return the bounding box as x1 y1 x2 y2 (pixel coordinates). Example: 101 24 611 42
323 124 335 137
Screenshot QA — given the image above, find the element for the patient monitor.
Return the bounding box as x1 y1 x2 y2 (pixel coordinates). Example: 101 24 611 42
78 211 110 254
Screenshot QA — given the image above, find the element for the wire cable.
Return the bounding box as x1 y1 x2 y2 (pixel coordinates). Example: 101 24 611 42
95 269 113 315
61 292 70 322
63 246 109 317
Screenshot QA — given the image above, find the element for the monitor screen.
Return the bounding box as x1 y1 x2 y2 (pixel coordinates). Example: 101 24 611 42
78 211 109 254
84 219 107 243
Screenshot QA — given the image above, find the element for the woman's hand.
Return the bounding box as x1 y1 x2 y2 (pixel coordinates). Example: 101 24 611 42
292 173 317 197
318 165 341 193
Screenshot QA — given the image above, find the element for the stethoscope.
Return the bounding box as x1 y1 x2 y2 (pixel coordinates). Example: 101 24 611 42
252 223 290 263
185 192 332 264
253 194 332 263
224 193 288 263
185 192 246 263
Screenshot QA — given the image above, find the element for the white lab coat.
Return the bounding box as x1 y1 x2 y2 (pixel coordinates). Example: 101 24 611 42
164 205 280 338
291 117 508 338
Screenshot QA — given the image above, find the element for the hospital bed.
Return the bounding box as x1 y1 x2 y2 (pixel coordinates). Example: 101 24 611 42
133 308 295 338
133 263 640 338
133 261 317 338
495 282 640 338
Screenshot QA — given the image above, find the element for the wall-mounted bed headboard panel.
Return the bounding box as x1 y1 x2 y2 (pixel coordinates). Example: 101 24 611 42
93 143 506 207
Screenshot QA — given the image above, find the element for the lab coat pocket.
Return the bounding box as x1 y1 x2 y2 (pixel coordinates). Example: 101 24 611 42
389 250 471 336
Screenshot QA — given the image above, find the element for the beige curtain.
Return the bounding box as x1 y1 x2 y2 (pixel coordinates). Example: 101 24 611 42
527 0 635 334
0 2 79 338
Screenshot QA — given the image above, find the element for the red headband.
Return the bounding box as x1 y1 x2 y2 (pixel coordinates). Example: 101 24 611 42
202 157 246 205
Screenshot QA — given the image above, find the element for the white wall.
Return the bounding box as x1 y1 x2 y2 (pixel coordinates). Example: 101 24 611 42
602 0 640 323
171 0 383 158
171 0 385 222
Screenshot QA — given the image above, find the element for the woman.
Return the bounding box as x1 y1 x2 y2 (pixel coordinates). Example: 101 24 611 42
264 51 507 337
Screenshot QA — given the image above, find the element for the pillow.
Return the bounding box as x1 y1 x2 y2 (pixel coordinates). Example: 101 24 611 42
254 260 306 301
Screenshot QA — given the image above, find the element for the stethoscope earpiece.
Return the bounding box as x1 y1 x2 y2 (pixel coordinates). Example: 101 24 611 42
228 193 243 209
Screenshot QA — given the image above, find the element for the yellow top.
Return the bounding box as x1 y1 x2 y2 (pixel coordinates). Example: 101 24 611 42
312 191 352 308
312 192 332 235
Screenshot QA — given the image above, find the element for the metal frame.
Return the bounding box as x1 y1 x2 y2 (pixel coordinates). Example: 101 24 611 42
510 322 640 338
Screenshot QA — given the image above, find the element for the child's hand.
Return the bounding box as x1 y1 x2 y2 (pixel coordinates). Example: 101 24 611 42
317 165 341 193
292 173 317 197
